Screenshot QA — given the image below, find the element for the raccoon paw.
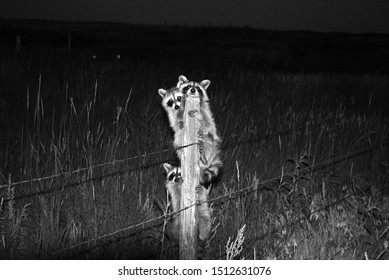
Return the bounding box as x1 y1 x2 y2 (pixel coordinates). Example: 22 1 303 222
198 139 204 152
200 151 208 165
188 110 198 117
195 184 203 193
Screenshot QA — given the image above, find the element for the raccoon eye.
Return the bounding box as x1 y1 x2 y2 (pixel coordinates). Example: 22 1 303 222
167 99 173 107
196 86 204 96
177 96 182 102
183 86 190 92
168 173 175 181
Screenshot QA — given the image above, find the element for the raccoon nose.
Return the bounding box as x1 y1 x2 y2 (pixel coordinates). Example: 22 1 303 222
174 105 179 110
190 88 196 93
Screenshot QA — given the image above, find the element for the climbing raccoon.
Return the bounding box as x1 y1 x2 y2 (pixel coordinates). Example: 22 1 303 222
176 75 223 187
159 75 222 187
158 86 185 133
162 163 211 259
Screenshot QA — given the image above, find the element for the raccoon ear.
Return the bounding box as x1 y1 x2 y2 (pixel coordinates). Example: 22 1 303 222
158 88 167 97
201 79 211 89
162 163 172 173
177 75 188 86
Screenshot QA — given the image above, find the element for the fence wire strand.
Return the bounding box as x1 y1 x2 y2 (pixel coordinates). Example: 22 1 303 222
0 117 334 190
49 139 388 257
0 142 198 190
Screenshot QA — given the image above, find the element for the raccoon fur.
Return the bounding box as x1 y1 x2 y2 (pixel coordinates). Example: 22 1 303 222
158 86 185 133
176 75 223 187
162 163 211 259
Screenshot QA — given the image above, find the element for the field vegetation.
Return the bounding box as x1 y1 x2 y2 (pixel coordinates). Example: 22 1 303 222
0 19 388 259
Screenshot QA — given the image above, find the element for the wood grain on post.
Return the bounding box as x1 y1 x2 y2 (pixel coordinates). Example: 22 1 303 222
179 95 200 260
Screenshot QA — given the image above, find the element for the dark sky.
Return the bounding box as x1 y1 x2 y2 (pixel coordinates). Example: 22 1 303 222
3 0 389 33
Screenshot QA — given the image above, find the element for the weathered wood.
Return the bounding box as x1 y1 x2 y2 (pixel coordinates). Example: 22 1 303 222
179 95 200 260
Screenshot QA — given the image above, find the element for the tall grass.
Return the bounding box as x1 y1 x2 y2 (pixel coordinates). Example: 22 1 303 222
0 35 388 259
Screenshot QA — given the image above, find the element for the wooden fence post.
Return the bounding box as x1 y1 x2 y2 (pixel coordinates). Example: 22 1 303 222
179 95 201 260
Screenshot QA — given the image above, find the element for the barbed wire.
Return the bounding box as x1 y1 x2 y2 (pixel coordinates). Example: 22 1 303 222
50 199 199 256
0 117 333 190
0 142 198 190
49 139 388 257
200 139 388 206
1 117 336 203
2 114 386 257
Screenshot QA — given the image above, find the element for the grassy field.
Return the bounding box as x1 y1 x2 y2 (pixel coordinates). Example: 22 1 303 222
0 20 388 259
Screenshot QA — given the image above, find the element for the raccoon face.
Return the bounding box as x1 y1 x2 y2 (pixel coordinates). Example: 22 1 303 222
177 75 211 98
163 163 182 183
158 88 183 111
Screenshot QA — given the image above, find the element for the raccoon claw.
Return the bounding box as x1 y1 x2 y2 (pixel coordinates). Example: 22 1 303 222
200 152 208 164
198 139 204 150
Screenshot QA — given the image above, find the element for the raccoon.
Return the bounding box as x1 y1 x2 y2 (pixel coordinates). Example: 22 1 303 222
162 163 211 259
158 85 188 163
177 75 220 142
162 162 182 242
158 86 185 133
176 75 223 187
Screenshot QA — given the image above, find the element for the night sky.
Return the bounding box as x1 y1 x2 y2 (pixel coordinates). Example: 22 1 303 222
2 0 389 34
